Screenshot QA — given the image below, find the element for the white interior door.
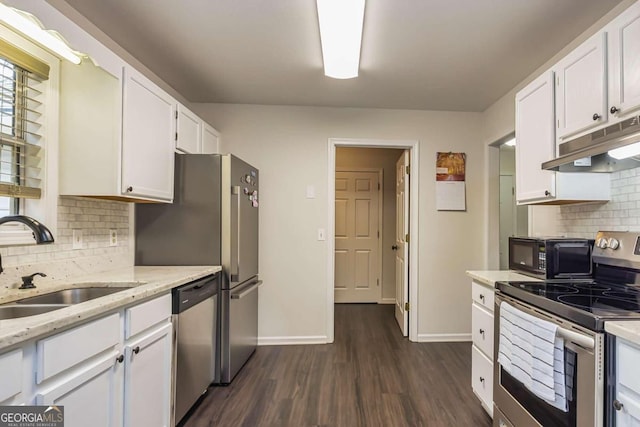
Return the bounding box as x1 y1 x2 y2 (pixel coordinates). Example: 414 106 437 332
334 170 381 303
395 152 409 336
499 175 515 270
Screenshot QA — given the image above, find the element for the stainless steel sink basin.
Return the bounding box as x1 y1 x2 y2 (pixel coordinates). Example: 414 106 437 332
0 305 69 320
14 287 134 305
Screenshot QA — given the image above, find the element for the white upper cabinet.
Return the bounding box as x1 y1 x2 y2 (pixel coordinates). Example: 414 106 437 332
176 104 202 153
202 123 220 154
608 1 640 118
555 32 608 140
515 72 557 203
121 67 176 202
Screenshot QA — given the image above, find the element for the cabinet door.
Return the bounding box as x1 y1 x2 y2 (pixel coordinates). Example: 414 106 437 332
515 71 556 203
202 123 219 154
121 67 175 201
609 2 640 118
123 323 172 427
176 104 201 153
556 32 608 139
36 354 120 427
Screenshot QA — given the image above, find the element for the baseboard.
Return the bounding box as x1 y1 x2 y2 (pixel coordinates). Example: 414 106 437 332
258 335 329 346
379 298 396 305
416 333 472 343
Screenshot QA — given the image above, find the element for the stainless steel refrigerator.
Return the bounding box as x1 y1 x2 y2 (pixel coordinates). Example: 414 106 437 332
135 153 260 385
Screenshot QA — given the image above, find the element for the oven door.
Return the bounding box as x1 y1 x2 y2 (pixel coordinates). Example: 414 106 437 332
493 294 604 427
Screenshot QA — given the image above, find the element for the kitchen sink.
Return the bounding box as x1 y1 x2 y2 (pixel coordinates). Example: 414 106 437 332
14 287 134 305
0 304 69 320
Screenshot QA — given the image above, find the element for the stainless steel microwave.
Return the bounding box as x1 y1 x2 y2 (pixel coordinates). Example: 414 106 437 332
508 236 594 279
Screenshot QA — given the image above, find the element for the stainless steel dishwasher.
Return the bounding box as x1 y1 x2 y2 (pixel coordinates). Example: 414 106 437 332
172 273 219 425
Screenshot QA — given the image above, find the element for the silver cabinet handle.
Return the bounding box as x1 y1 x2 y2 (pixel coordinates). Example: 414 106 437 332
613 399 624 411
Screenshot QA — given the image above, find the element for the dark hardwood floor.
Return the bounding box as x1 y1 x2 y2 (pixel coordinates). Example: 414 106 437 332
184 304 492 427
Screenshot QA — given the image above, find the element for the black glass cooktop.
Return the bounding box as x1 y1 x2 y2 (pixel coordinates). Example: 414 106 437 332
496 280 640 331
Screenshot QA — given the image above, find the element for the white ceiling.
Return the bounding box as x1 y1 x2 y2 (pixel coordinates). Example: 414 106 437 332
54 0 624 112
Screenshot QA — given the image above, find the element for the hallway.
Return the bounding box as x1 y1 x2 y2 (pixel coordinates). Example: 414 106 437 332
184 304 492 426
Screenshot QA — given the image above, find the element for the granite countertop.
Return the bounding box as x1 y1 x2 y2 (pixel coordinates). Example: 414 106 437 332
466 270 542 287
0 265 222 348
605 321 640 345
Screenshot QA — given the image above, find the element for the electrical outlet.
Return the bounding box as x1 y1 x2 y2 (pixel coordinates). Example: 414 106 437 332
72 229 83 250
109 229 118 247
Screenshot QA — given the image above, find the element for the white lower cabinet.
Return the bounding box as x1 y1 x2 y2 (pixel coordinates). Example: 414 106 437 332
614 337 640 426
123 323 172 427
470 280 495 417
0 348 23 404
37 355 120 427
2 293 173 427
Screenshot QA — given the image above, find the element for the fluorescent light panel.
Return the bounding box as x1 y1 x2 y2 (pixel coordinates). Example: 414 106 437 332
317 0 365 79
0 3 81 64
608 142 640 160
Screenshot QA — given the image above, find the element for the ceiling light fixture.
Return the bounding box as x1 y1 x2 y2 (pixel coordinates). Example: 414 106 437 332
503 138 516 147
608 142 640 160
316 0 365 79
0 3 81 64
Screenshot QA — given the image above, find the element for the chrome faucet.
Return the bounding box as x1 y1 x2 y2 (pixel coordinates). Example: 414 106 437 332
0 215 55 274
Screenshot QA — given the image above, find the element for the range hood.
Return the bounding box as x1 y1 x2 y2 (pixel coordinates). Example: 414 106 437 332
542 114 640 173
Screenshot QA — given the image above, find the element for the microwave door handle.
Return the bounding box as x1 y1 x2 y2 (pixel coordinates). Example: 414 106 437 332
231 185 241 282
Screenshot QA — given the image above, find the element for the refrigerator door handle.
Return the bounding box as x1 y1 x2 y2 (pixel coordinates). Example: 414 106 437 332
231 185 241 282
230 280 261 299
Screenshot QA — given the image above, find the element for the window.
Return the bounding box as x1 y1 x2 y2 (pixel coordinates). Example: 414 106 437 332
0 25 58 245
0 54 45 216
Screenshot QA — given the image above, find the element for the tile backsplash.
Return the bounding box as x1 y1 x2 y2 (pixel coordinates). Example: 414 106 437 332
557 168 640 238
0 196 132 290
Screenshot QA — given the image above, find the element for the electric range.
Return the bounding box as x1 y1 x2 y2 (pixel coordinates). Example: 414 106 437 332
494 231 640 427
497 231 640 332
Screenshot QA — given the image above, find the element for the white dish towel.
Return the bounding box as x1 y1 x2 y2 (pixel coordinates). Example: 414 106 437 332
498 301 568 412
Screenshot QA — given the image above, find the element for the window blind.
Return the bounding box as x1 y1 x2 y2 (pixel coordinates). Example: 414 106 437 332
0 40 48 200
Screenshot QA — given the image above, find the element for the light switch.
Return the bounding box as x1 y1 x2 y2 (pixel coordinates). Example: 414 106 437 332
317 228 326 241
306 185 316 199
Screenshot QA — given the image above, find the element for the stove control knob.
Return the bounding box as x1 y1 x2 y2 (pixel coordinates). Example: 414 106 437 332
596 238 608 249
609 238 620 250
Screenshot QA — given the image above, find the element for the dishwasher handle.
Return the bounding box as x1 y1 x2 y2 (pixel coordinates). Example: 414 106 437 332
231 280 262 299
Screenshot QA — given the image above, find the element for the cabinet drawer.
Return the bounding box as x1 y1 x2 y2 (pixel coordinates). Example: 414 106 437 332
471 281 495 313
125 293 171 339
618 338 640 395
472 303 494 359
0 348 22 402
471 344 494 416
37 313 120 383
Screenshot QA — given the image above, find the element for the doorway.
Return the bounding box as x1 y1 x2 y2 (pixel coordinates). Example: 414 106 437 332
328 139 420 343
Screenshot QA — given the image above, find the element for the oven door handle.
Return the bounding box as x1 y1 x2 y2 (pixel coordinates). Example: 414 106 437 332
557 326 594 350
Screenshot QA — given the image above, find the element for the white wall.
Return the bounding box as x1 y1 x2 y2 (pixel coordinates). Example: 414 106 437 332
194 103 485 342
336 147 402 302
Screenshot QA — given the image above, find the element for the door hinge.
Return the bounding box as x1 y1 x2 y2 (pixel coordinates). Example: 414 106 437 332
405 233 409 243
556 76 559 86
405 302 410 311
175 111 178 119
175 132 178 141
378 230 380 238
377 278 379 287
512 187 515 196
378 182 381 190
405 165 410 175
557 119 560 129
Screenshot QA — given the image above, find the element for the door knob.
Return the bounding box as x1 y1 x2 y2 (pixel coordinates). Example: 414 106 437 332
613 399 624 411
133 346 140 354
126 186 133 192
116 354 124 363
610 106 619 114
593 113 601 121
392 245 398 251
